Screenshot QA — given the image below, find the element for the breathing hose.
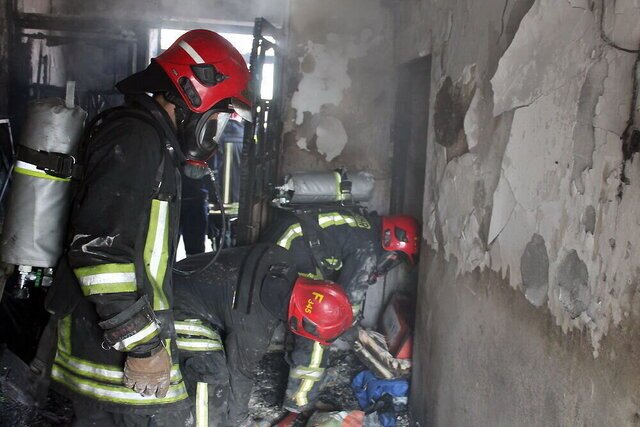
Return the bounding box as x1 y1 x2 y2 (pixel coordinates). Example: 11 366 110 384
173 167 226 276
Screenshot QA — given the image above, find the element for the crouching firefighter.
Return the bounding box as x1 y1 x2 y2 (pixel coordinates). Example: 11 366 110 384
171 243 354 426
45 30 252 425
260 209 420 413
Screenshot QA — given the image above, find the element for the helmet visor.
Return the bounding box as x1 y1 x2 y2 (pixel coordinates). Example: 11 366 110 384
231 97 253 123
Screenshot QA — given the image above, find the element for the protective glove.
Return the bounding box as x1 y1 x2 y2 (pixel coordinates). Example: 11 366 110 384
123 345 171 397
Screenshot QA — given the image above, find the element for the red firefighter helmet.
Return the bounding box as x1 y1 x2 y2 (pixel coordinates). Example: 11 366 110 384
117 29 252 119
372 216 420 279
288 277 353 345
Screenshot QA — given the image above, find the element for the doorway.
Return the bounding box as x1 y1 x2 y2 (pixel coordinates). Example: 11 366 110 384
390 57 431 219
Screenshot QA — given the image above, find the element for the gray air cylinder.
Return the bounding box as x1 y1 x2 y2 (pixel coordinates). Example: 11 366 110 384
1 98 86 268
279 170 375 204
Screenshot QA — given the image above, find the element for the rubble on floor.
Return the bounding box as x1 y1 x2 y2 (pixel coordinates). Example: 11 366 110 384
1 348 409 426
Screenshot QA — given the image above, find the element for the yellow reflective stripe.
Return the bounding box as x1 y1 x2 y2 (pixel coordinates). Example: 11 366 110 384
196 382 208 427
352 303 362 317
74 263 137 296
113 321 160 351
176 338 223 352
299 269 324 280
276 224 303 250
174 321 220 340
318 213 357 228
334 171 343 200
58 315 72 354
52 364 188 405
290 366 324 380
14 160 71 182
144 199 170 310
54 350 182 384
324 257 342 270
294 342 325 407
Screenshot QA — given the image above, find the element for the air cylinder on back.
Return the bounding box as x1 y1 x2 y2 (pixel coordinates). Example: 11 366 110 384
1 98 86 268
277 170 375 205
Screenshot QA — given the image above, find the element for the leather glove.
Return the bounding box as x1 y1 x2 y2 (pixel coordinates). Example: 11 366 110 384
123 345 171 397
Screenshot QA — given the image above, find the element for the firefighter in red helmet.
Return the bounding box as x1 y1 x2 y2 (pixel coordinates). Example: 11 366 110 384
260 209 420 413
49 30 251 425
171 244 353 426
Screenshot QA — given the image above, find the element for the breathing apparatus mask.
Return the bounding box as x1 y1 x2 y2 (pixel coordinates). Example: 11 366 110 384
163 90 244 179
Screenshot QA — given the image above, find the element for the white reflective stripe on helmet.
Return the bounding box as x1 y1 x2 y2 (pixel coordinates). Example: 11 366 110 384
179 40 205 64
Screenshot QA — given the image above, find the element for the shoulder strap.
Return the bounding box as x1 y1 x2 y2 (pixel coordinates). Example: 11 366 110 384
74 106 168 202
295 211 335 278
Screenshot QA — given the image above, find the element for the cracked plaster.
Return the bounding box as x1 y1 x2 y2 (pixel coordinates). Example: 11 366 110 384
426 0 640 355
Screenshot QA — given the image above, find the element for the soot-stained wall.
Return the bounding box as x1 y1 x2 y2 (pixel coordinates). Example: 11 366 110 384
281 0 394 213
397 0 640 425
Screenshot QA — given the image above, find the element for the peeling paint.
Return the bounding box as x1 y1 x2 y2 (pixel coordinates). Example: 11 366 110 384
491 0 600 116
290 33 381 125
421 0 640 354
315 116 348 162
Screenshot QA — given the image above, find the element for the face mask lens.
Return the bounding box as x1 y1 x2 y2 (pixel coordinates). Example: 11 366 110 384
376 252 402 276
195 112 232 159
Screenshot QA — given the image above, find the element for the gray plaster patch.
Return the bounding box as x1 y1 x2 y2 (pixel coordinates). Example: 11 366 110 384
582 205 596 234
520 233 549 307
556 250 591 319
315 116 348 161
572 59 608 194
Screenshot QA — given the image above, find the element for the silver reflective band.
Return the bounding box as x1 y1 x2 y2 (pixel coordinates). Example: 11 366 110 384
55 350 182 384
112 322 159 351
174 322 220 340
290 366 324 380
277 225 302 249
176 338 223 352
80 272 136 286
52 364 187 405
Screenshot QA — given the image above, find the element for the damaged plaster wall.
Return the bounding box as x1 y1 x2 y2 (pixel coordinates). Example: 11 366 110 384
398 0 640 424
282 0 394 213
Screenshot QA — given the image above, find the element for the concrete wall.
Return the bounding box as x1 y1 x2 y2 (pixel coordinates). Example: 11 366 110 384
396 0 640 425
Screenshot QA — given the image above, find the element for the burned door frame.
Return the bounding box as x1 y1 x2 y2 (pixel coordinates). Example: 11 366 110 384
236 18 284 245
